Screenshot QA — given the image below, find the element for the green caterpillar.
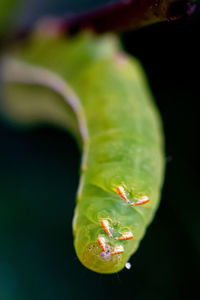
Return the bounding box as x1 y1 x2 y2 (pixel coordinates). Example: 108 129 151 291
0 32 165 273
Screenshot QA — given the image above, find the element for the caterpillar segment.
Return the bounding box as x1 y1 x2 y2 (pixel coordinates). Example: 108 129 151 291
98 218 133 256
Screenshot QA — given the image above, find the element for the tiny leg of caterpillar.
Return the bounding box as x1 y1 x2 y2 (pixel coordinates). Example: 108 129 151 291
97 237 106 252
131 195 150 206
116 231 133 240
100 219 112 237
116 186 130 203
110 245 124 255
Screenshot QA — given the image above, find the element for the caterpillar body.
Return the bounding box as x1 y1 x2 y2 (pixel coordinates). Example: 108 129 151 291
1 32 165 273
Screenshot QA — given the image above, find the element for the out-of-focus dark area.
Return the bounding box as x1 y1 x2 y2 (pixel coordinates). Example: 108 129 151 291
0 1 199 299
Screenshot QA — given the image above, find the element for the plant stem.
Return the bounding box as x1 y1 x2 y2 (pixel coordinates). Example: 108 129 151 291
0 0 196 50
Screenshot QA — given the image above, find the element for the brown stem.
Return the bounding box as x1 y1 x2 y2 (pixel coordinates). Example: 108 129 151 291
59 0 196 33
0 0 196 50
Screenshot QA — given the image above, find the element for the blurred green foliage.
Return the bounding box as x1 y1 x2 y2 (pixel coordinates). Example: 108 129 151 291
0 0 22 30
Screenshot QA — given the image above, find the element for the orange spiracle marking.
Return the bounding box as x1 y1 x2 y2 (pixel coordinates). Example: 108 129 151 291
116 186 130 203
100 219 112 237
131 195 150 206
116 231 134 240
110 245 124 255
97 237 106 252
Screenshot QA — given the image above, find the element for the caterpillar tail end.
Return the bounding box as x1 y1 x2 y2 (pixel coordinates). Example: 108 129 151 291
74 238 128 274
73 220 129 274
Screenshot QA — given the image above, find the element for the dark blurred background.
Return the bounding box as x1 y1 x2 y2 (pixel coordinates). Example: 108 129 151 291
0 1 200 299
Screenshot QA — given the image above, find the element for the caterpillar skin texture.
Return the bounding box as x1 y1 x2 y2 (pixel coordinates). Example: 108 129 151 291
1 32 165 273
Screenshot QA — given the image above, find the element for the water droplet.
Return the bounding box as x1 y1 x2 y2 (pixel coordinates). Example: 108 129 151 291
125 262 132 270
